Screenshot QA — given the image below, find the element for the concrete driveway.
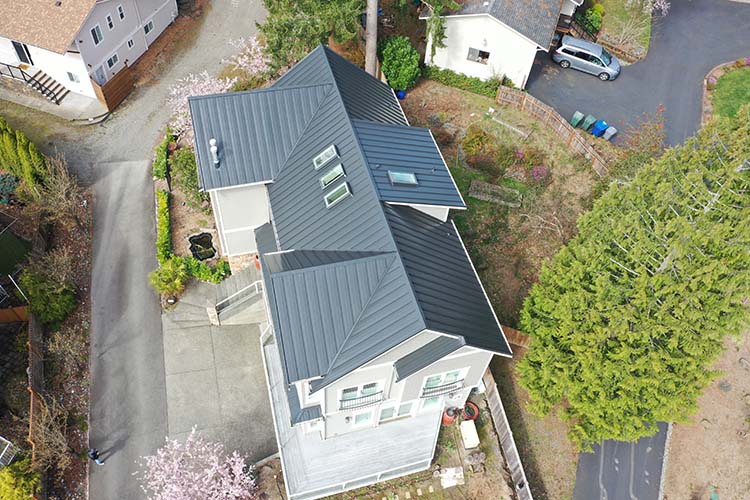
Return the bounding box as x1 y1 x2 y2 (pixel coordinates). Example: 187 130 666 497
1 1 267 499
574 423 669 500
526 0 750 146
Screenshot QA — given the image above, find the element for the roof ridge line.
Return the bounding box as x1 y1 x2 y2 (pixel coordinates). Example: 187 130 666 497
269 251 396 276
320 252 401 381
188 82 334 101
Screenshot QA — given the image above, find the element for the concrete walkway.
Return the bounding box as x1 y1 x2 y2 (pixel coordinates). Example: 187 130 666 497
0 77 107 121
526 0 750 145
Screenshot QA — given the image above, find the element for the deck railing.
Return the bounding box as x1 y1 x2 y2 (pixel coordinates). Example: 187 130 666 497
420 379 464 398
0 62 60 104
339 391 384 411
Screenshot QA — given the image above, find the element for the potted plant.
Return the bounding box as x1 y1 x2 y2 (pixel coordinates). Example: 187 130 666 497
380 36 421 99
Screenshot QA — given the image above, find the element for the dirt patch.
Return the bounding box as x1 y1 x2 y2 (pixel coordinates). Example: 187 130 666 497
156 177 219 259
256 458 287 500
663 333 750 500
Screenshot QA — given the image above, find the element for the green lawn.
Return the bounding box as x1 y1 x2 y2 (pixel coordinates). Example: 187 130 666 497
599 0 651 52
0 231 31 275
713 67 750 118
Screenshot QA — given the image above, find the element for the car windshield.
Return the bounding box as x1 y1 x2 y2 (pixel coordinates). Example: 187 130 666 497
600 48 612 65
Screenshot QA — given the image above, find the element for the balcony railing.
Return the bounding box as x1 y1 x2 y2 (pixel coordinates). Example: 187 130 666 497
420 379 465 399
0 62 61 104
339 391 384 411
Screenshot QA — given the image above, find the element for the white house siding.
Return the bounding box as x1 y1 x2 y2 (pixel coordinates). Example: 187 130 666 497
561 0 581 17
210 183 271 256
0 37 97 97
77 0 176 84
426 15 539 88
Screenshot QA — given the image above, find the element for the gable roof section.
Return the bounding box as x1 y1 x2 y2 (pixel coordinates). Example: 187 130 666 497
189 84 332 190
385 204 512 356
262 250 425 383
0 0 96 54
394 336 465 382
426 0 562 49
352 120 465 208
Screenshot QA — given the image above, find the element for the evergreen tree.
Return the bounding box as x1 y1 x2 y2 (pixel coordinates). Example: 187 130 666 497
259 0 364 69
517 108 750 450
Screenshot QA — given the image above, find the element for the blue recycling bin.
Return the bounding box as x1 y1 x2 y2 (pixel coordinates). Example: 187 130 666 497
592 119 608 137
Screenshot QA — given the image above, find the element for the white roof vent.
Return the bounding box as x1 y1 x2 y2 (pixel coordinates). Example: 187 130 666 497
209 138 219 168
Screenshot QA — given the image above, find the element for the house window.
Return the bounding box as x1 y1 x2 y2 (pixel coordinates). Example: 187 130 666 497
467 47 490 64
313 144 337 169
353 410 373 427
66 71 80 83
421 396 441 412
144 20 154 35
387 170 418 186
339 381 383 410
117 4 125 20
91 25 103 45
106 52 119 69
319 164 345 189
379 406 396 422
324 182 351 208
106 14 114 30
127 39 134 49
398 401 413 417
420 368 466 398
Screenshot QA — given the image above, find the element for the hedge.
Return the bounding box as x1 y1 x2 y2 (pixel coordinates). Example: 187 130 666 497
152 129 174 180
421 66 500 98
0 118 47 193
19 270 77 328
0 458 40 500
155 190 172 265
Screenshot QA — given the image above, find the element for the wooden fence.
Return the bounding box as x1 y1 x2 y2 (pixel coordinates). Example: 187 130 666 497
496 87 608 177
91 63 135 112
483 368 533 500
27 313 46 500
0 305 27 323
502 325 531 349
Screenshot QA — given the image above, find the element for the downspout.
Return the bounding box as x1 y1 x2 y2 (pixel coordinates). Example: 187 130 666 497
132 0 146 48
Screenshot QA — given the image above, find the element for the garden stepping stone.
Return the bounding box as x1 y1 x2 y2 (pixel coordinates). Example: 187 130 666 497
739 357 749 370
468 180 522 208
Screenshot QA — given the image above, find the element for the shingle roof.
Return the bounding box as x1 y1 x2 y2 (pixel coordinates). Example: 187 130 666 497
352 120 466 208
394 336 465 382
0 0 96 54
192 45 511 393
427 0 563 49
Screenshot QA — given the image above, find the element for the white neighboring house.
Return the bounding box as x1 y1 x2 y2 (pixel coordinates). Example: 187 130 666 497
0 0 177 106
423 0 583 88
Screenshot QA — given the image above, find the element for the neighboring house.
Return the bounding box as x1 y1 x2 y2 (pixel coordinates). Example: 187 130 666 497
0 0 177 106
422 0 583 88
188 46 513 499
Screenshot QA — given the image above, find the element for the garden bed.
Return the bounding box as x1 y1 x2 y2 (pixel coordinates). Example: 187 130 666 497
702 59 750 124
401 80 600 499
597 0 652 61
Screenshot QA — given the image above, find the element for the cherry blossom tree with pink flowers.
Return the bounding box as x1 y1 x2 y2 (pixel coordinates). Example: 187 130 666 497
167 71 236 146
136 429 258 500
224 36 271 77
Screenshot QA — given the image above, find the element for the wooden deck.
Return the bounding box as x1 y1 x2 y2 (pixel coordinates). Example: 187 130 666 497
262 339 441 500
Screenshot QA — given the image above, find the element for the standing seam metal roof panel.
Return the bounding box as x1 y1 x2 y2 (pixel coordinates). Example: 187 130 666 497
394 336 466 382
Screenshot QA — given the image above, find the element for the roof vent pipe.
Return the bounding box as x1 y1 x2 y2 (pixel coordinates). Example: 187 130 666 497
209 138 220 168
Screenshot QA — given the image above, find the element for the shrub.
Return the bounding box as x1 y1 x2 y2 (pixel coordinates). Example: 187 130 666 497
0 458 40 500
529 165 551 184
0 118 46 194
461 124 492 157
183 257 231 283
466 154 502 178
422 66 500 98
19 268 76 328
521 146 545 169
171 148 208 210
381 36 421 91
149 257 189 296
431 127 455 147
155 190 172 265
0 173 18 201
29 155 86 232
575 4 604 35
153 130 174 180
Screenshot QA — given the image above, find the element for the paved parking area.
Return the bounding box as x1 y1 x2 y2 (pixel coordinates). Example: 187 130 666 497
526 0 750 146
161 281 277 462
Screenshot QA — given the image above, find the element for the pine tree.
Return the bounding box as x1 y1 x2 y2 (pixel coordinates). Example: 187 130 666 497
517 107 750 450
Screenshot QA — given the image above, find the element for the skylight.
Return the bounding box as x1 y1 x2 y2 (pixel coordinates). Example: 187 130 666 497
388 170 418 186
313 145 337 170
320 164 345 189
324 182 351 208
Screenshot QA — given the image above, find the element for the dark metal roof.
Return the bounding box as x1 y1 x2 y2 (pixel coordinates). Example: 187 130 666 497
394 336 465 382
189 84 333 190
426 0 563 49
286 384 322 425
352 120 466 208
191 45 511 393
384 204 512 356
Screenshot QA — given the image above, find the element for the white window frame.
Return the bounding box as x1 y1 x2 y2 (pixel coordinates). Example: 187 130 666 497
338 380 383 403
91 24 103 46
319 164 345 189
467 47 490 65
106 14 114 30
106 52 119 69
352 409 374 427
421 367 468 392
66 71 80 83
144 20 154 35
379 404 397 422
313 144 337 170
127 39 134 49
324 182 351 208
117 4 125 20
420 396 442 412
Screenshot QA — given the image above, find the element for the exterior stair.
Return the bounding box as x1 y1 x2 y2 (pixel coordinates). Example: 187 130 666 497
213 266 266 325
28 70 70 105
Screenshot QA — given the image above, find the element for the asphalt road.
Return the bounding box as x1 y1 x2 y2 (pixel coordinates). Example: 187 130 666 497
574 423 670 500
526 0 750 146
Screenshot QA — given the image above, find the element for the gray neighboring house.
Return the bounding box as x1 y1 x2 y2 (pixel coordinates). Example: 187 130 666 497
188 45 512 500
